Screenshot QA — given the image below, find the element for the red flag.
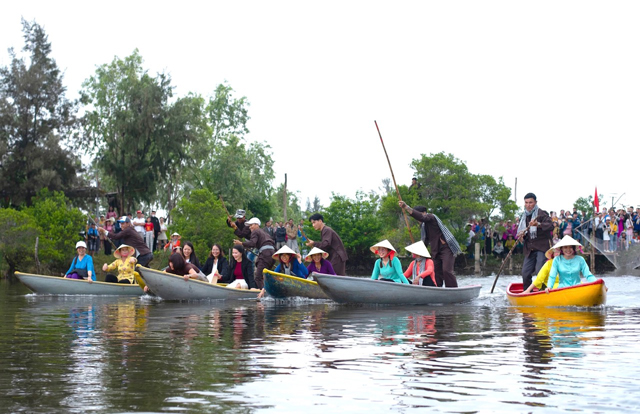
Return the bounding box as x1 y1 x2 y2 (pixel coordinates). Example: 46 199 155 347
594 187 600 212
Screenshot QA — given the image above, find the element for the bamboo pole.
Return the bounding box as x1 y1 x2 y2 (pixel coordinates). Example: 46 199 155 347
374 121 414 243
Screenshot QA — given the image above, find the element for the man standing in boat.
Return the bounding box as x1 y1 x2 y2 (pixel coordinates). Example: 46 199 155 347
98 216 153 268
305 213 348 276
233 217 275 289
398 202 461 287
518 192 554 291
227 209 251 240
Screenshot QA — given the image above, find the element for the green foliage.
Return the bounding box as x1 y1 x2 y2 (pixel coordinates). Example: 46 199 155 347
0 19 81 207
574 195 597 217
26 189 86 273
81 50 205 213
187 83 274 215
0 208 38 277
169 188 235 260
310 191 384 266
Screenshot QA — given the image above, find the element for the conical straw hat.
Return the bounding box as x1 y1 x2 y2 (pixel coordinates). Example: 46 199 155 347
272 245 299 260
551 235 582 250
305 247 329 262
405 240 431 258
114 244 135 259
370 239 396 254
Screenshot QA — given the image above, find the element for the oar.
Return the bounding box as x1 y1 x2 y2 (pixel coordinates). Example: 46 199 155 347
374 120 415 243
489 223 531 293
219 195 236 229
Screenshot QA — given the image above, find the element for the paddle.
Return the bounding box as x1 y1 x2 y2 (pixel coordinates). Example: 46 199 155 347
374 120 415 243
489 223 531 293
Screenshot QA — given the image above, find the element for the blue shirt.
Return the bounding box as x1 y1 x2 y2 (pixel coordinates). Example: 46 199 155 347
548 255 596 289
371 256 409 284
275 259 309 279
65 254 96 281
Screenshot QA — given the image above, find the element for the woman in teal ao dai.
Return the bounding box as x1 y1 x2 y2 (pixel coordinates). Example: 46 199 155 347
370 240 409 284
546 235 596 292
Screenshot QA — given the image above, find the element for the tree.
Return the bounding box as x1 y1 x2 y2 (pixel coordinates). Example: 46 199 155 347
187 83 274 214
169 188 235 260
0 19 81 207
81 50 204 213
574 195 598 218
0 208 38 278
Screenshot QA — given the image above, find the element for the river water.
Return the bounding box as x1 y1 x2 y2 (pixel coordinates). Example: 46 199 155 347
1 274 639 413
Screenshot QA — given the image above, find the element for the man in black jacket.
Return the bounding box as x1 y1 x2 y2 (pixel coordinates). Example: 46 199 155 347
150 210 161 251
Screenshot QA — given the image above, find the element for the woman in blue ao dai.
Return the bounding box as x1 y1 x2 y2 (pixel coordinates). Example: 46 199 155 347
370 240 409 284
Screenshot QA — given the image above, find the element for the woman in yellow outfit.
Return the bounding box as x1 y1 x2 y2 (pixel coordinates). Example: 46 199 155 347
523 247 560 293
102 244 138 284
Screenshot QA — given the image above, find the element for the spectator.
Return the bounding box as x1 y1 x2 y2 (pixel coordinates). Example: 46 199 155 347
264 220 275 240
132 210 146 240
285 218 299 253
103 217 115 255
150 211 161 251
106 206 117 221
87 223 99 256
165 232 181 251
144 217 154 252
275 221 287 249
157 217 168 250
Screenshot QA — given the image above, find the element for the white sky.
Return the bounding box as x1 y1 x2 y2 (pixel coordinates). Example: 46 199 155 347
2 1 639 215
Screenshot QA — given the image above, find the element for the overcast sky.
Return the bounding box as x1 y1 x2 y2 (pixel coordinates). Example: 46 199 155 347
2 1 639 216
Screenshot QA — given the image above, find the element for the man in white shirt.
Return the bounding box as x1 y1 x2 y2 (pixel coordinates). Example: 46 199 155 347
132 210 146 240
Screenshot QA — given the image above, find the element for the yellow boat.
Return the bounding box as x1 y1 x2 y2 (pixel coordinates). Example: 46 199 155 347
263 269 329 299
506 279 606 307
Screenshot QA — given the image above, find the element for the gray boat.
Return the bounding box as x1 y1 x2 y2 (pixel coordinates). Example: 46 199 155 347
15 272 142 296
313 273 482 305
138 267 259 300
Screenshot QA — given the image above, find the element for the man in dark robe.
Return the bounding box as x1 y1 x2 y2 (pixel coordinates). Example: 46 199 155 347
399 201 461 287
234 217 275 289
98 216 153 267
305 213 348 276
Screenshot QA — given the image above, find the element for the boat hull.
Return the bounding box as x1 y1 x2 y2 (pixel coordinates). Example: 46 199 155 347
138 267 259 300
263 269 329 299
313 273 481 305
506 279 606 307
15 272 142 296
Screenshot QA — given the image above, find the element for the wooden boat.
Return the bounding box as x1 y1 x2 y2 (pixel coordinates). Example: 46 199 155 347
313 273 482 305
15 272 142 296
138 267 259 300
506 279 606 307
263 269 329 299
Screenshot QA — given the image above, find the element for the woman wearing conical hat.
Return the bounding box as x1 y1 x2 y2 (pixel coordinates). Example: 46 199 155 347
273 245 308 279
546 236 597 293
305 247 336 275
403 241 437 287
370 240 409 284
102 244 137 284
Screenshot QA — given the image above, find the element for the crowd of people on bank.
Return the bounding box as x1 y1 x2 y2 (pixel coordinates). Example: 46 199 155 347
465 205 640 260
83 207 169 257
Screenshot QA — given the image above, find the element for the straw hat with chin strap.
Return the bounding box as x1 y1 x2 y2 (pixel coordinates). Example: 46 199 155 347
272 245 300 261
305 247 329 262
551 235 582 250
405 240 431 258
370 239 396 254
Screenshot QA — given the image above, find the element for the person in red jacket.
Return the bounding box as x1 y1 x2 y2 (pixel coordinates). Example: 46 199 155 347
403 241 436 286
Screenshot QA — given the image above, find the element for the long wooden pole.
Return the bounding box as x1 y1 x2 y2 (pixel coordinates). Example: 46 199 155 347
374 121 414 243
490 223 530 293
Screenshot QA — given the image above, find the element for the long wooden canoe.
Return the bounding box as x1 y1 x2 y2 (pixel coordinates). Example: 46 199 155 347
138 267 259 300
263 269 329 299
15 272 142 296
313 273 482 305
506 279 606 307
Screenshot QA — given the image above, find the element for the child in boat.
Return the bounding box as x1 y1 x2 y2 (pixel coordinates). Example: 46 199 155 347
546 236 597 292
164 232 181 251
305 247 336 276
522 247 560 293
403 240 437 286
273 245 309 278
370 240 409 284
102 244 137 284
